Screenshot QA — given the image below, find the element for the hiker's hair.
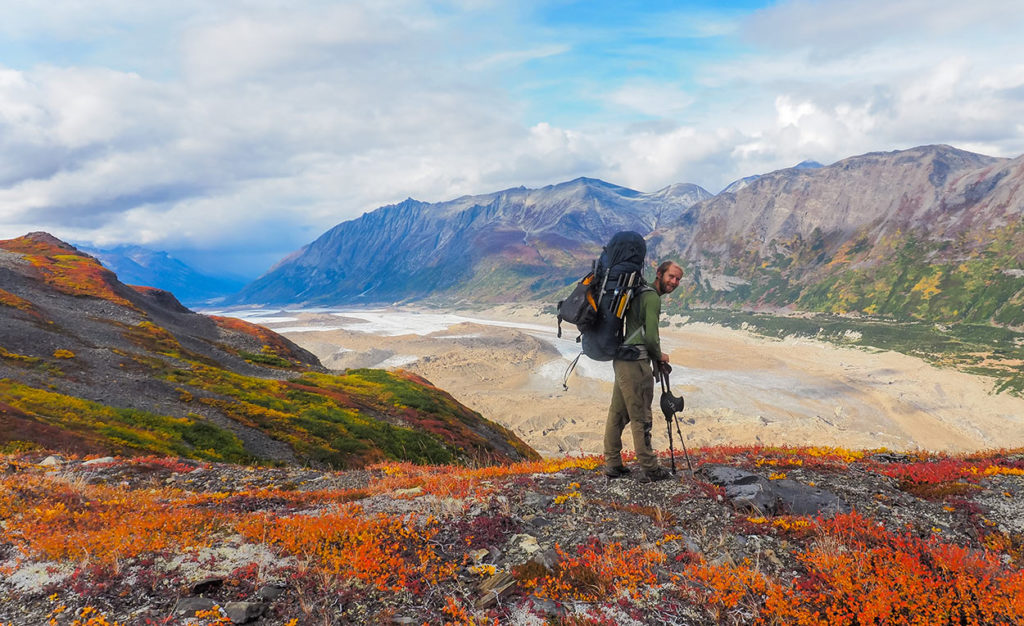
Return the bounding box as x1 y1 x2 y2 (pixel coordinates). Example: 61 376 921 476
656 261 681 276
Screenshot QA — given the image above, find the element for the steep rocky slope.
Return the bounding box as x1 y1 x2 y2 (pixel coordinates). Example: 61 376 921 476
0 233 537 467
657 145 1024 324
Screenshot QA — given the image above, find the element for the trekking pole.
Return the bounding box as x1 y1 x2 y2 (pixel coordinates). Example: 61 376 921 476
561 352 582 391
658 364 692 477
674 413 693 476
661 372 677 474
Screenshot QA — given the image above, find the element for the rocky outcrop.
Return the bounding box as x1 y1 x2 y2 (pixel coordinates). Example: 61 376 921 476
697 465 851 517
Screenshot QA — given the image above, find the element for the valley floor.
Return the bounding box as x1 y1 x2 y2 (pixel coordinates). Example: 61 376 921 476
220 304 1024 457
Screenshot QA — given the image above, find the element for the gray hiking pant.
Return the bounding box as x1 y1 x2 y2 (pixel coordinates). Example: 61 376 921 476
603 359 658 471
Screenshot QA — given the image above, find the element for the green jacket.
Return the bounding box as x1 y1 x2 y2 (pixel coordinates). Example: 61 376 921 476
622 287 661 361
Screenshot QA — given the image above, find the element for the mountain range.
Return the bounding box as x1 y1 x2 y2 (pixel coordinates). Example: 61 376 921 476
79 244 248 306
0 232 537 466
230 145 1024 327
232 178 713 305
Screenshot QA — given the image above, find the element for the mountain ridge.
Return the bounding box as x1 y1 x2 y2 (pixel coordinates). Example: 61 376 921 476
233 176 713 305
662 145 1023 325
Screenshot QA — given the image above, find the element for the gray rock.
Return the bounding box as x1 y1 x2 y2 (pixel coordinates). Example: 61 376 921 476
512 534 540 554
769 478 852 516
522 492 553 509
174 597 218 616
224 601 265 624
255 583 287 601
82 456 116 466
696 465 850 517
871 452 914 463
526 516 552 529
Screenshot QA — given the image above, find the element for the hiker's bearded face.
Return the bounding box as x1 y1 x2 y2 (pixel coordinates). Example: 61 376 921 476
657 266 683 294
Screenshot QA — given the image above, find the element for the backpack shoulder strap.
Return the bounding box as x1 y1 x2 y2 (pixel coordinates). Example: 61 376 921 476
622 285 657 344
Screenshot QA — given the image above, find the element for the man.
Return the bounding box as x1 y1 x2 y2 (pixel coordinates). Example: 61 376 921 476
603 260 683 483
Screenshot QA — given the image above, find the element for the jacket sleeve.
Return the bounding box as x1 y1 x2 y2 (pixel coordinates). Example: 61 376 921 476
642 290 662 360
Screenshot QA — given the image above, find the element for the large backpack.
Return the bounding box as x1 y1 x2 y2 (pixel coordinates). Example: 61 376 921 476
556 231 652 387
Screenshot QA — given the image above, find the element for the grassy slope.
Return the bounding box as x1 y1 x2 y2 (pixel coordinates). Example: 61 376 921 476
0 234 539 467
678 220 1024 327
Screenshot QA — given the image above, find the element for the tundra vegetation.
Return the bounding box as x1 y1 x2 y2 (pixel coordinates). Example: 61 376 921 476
1 445 1022 625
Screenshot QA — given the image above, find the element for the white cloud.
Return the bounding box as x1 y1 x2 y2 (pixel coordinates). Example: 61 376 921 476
468 44 570 71
742 0 1023 57
606 81 695 118
1 0 1023 276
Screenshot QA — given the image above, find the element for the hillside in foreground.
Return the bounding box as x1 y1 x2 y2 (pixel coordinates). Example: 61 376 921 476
0 232 537 468
2 445 1022 625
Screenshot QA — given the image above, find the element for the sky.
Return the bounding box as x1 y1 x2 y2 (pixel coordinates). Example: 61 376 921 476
1 0 1023 277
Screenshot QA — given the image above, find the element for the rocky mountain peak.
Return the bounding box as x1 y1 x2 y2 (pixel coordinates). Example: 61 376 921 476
5 231 89 256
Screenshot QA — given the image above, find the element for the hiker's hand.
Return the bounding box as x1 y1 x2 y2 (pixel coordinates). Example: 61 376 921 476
659 360 672 374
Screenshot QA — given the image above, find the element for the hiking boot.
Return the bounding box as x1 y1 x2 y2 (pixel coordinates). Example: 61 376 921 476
637 466 671 483
604 465 631 478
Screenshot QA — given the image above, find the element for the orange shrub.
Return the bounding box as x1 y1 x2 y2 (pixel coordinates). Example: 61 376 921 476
522 539 664 603
237 504 459 593
0 474 226 564
762 512 1024 625
685 559 774 621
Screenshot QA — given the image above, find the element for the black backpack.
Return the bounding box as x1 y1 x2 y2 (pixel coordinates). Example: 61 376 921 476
556 272 598 337
557 231 651 387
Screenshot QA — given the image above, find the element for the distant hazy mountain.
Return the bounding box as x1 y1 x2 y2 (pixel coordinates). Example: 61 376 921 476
80 245 247 305
232 177 712 306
